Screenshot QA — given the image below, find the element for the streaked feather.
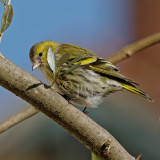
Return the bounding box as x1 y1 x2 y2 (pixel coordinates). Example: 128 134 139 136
89 65 138 85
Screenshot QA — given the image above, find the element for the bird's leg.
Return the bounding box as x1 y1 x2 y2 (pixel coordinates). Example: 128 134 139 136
83 106 89 114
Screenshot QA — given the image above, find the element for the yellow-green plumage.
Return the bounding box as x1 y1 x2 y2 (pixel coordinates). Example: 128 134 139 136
121 83 151 100
29 41 152 108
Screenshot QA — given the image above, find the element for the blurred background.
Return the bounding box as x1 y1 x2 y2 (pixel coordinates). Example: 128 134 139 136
0 0 160 159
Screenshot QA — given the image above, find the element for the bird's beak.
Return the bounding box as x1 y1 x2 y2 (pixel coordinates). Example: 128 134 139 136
32 60 41 70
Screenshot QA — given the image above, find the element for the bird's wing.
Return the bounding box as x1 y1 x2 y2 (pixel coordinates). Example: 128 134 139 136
57 44 138 85
90 59 152 101
89 59 139 85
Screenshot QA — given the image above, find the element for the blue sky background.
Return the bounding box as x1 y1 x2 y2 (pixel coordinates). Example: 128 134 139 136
0 0 135 68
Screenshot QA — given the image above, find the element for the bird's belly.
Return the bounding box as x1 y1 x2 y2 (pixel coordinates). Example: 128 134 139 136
56 68 122 108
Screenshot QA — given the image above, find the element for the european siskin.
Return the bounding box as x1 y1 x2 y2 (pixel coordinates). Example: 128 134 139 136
29 41 152 112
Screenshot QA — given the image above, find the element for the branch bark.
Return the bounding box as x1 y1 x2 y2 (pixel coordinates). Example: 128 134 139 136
107 32 160 64
0 53 135 159
0 105 38 133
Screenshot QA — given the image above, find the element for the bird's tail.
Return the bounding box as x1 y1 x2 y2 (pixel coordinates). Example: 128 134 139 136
121 83 153 102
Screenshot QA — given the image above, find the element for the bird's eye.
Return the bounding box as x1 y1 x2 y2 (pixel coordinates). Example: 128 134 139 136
39 52 43 56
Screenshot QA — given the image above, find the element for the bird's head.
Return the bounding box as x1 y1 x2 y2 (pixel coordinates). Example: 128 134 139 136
29 41 59 71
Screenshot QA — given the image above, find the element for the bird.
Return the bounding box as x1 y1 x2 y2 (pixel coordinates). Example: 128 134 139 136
29 41 153 113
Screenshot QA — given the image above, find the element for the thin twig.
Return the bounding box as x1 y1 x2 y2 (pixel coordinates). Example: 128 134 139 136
107 32 160 64
136 154 142 160
0 106 38 133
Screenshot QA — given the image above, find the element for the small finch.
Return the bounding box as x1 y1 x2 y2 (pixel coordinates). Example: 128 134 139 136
29 41 152 112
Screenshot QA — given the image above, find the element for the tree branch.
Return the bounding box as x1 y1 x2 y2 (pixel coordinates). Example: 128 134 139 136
0 105 38 133
107 32 160 64
0 54 135 159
